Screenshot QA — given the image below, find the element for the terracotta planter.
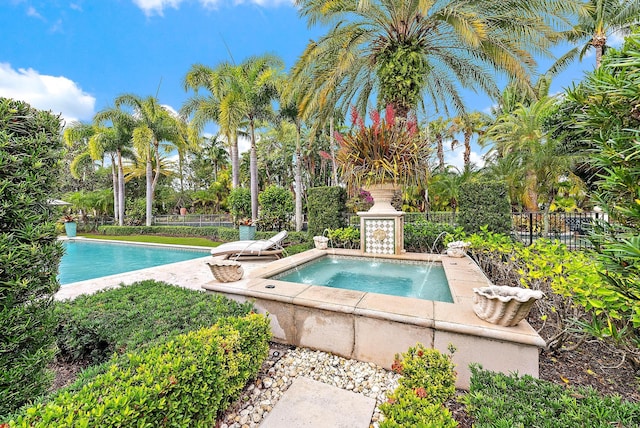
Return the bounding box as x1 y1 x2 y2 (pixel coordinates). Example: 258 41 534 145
366 183 398 213
180 207 187 215
472 285 543 327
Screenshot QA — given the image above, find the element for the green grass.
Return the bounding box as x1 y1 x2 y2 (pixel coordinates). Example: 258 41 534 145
79 233 221 247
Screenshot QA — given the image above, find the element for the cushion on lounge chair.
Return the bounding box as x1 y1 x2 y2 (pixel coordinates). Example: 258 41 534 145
210 230 288 259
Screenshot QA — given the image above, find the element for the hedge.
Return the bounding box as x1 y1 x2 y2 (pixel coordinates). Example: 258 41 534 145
0 98 64 414
8 314 271 427
457 181 511 234
54 280 255 364
307 186 347 237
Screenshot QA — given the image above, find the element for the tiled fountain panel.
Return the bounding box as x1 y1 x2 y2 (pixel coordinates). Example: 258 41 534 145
363 218 395 254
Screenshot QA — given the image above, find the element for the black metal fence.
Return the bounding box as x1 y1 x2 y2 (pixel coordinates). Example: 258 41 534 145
153 214 233 228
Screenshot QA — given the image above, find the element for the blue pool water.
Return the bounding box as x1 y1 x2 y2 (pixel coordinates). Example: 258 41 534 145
59 240 209 285
272 255 453 302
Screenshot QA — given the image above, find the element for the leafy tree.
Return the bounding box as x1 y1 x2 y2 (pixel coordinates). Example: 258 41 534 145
293 0 576 118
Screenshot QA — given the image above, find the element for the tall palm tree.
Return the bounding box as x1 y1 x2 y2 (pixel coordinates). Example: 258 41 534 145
182 63 244 189
427 117 452 173
218 55 284 221
293 0 576 119
64 120 133 226
112 94 187 226
449 112 488 167
560 0 640 68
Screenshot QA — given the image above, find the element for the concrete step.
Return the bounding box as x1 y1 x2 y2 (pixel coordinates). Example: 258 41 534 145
260 377 376 428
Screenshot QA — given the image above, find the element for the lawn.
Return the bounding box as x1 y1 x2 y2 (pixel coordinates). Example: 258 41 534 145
78 233 221 247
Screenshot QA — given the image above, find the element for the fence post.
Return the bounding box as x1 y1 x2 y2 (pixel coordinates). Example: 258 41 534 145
528 212 533 246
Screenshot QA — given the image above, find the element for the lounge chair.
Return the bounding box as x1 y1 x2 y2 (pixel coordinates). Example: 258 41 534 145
210 230 288 260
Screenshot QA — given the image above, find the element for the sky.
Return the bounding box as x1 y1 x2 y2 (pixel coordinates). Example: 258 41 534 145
0 0 605 169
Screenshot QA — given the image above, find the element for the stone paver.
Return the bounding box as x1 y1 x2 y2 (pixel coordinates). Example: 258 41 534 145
259 377 376 428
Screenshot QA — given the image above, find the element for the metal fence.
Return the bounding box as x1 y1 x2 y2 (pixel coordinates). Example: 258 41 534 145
153 214 233 228
511 211 606 250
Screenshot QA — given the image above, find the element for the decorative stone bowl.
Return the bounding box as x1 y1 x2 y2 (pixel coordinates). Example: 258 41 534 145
446 241 470 257
472 285 543 327
207 260 244 283
313 236 329 250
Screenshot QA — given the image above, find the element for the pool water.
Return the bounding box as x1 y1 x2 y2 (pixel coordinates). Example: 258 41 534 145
272 255 453 302
59 240 209 285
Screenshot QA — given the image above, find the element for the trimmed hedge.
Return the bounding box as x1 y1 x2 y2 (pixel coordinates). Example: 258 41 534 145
8 314 271 427
54 280 255 364
463 365 640 427
307 186 347 237
380 344 457 427
404 220 460 253
457 181 512 234
0 98 64 414
95 225 309 247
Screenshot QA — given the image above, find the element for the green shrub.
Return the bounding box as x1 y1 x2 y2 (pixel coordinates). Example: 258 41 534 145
380 344 457 427
8 314 271 427
307 186 347 237
404 219 461 253
228 187 251 224
54 280 255 364
458 181 511 234
327 227 360 249
258 185 294 231
0 98 65 414
463 364 640 427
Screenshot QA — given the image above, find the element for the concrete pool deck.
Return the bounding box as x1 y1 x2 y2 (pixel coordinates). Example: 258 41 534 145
202 248 546 389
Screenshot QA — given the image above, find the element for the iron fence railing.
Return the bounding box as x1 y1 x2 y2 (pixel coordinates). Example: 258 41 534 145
152 214 233 228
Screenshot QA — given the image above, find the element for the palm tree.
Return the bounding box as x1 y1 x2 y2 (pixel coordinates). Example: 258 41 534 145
482 96 576 213
182 63 244 189
427 117 452 173
449 112 488 167
64 120 133 226
293 0 576 118
560 0 640 68
112 94 187 226
218 55 284 221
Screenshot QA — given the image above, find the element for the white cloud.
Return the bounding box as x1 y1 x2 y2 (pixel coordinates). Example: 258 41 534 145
26 6 44 19
608 31 626 48
132 0 292 16
444 145 485 171
0 63 95 124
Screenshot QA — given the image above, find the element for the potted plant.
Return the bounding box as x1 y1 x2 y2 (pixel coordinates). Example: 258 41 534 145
60 214 77 238
335 105 430 211
238 218 256 240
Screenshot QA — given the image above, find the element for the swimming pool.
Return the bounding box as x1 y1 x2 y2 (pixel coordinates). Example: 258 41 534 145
271 255 453 302
59 240 209 285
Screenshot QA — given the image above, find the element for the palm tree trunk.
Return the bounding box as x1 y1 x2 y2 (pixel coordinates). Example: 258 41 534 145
295 122 303 232
463 133 472 167
117 149 125 226
249 120 259 222
145 156 153 226
329 117 338 186
110 154 119 224
230 132 239 189
437 138 445 172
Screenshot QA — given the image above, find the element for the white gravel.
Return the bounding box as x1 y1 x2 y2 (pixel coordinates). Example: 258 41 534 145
219 345 401 428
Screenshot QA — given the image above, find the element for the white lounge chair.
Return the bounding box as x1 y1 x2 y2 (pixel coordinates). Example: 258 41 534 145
210 230 288 260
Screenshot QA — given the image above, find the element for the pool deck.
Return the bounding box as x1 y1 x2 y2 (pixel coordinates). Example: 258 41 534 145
202 248 546 389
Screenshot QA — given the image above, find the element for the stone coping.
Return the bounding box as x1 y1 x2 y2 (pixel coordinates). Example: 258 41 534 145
202 248 546 349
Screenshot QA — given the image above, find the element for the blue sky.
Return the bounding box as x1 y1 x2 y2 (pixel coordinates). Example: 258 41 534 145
0 0 607 168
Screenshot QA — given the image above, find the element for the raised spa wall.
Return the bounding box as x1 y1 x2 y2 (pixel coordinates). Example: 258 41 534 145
202 248 546 390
